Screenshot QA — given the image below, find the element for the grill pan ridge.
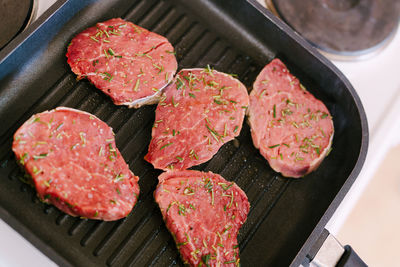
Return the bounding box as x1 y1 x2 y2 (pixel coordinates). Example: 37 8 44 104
0 0 368 266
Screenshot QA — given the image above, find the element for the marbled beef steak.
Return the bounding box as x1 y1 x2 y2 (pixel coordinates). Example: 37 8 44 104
145 67 249 171
12 107 139 221
155 170 249 266
248 59 334 178
66 18 177 108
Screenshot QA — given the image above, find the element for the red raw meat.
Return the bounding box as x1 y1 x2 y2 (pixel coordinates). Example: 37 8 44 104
66 18 177 108
248 59 334 178
12 107 139 221
145 67 249 171
155 170 249 266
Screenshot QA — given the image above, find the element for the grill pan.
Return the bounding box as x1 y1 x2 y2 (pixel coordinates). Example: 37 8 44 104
0 0 368 266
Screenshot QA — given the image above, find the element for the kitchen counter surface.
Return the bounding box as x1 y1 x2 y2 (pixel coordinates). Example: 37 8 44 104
0 0 399 266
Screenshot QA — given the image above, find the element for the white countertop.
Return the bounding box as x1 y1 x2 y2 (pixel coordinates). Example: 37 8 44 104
1 0 399 266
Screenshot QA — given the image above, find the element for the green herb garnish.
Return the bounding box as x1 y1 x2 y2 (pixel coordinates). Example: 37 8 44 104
268 144 280 149
33 153 48 160
160 142 173 150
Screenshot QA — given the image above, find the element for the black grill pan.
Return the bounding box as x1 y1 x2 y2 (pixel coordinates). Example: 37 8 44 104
0 0 368 266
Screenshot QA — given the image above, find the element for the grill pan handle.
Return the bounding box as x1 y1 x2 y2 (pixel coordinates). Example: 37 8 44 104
336 245 367 267
300 228 368 267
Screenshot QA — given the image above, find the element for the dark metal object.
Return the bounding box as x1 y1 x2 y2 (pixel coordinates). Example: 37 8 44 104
0 0 368 266
0 0 37 50
271 0 400 60
301 229 367 267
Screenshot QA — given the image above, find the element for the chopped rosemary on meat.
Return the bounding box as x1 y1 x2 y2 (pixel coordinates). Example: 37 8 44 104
132 79 140 91
282 108 293 116
101 72 113 82
219 182 234 191
176 76 185 90
203 65 214 76
33 153 48 160
160 142 173 150
273 104 276 118
204 178 213 192
171 96 179 107
32 166 42 175
214 99 223 105
205 119 221 142
223 123 228 137
103 49 109 58
178 204 186 215
19 153 28 165
268 144 280 149
90 36 99 42
79 132 86 146
108 48 115 56
202 254 211 266
167 164 174 170
228 191 234 208
189 149 199 160
183 187 195 195
109 29 121 36
43 180 51 187
152 63 164 74
56 123 64 131
177 233 190 247
70 143 79 150
114 173 124 182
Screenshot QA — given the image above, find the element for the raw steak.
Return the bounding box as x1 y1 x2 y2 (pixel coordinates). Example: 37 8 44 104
145 67 249 171
12 107 139 221
66 18 177 108
248 59 334 178
155 170 249 266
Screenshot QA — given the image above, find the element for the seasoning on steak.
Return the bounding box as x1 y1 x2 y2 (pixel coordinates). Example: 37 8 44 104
12 107 139 221
66 18 178 108
145 67 249 171
155 170 249 266
248 59 334 178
